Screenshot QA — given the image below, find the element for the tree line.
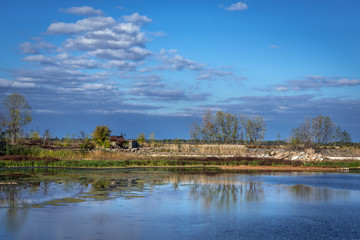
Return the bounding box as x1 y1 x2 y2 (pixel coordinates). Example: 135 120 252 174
290 115 351 147
0 93 355 147
190 109 352 146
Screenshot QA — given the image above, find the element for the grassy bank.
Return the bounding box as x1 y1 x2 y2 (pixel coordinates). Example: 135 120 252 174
1 144 360 170
1 154 360 170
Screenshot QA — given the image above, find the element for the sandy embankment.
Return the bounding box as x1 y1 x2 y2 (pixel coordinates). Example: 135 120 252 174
220 166 349 172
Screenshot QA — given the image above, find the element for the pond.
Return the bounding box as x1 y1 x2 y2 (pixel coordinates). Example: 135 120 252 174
1 168 360 240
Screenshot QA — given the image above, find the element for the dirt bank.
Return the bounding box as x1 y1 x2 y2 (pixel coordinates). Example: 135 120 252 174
221 166 349 172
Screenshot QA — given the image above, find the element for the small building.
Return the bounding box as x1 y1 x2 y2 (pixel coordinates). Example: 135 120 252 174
110 135 126 145
128 140 139 149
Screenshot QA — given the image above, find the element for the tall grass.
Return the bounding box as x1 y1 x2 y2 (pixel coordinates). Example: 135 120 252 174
161 144 247 155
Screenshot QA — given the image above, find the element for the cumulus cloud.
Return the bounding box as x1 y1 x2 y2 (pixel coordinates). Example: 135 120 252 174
226 2 248 11
60 6 104 16
8 8 240 118
103 60 141 70
122 13 152 25
141 49 205 72
268 76 360 91
18 39 57 55
62 22 147 54
89 47 151 61
47 17 116 34
160 53 204 71
18 42 39 54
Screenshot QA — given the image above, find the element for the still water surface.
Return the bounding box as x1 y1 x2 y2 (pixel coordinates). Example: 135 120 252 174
1 168 360 240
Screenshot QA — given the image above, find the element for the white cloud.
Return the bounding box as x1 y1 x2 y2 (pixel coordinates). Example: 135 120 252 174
158 49 205 71
266 76 360 92
226 2 248 11
18 39 57 55
0 78 36 88
18 42 39 54
47 17 116 34
103 60 140 70
60 6 104 16
63 23 147 52
89 47 151 61
82 83 115 90
23 55 47 62
114 22 141 34
10 9 228 116
122 13 152 25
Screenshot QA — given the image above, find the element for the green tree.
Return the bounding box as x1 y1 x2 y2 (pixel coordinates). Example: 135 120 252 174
136 133 146 144
91 125 111 147
149 132 155 141
30 129 40 140
1 93 32 144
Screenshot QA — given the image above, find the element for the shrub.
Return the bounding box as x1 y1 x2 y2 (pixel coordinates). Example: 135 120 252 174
80 137 95 152
91 125 111 147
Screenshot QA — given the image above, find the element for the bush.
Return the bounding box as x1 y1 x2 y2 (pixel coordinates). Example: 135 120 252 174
5 144 42 156
91 125 111 147
80 137 95 152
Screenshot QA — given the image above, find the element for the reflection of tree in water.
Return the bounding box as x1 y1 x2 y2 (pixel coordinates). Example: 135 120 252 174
190 183 240 209
290 184 349 201
164 173 265 209
0 185 21 214
0 185 29 233
245 181 264 202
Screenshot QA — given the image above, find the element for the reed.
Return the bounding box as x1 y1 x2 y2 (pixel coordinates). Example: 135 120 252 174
160 144 247 155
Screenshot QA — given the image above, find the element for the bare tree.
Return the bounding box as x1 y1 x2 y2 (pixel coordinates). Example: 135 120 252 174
243 115 266 144
239 114 247 142
291 117 313 147
312 115 336 144
291 115 351 147
335 126 351 144
43 129 52 145
190 122 201 144
79 130 87 140
214 111 239 143
1 93 32 144
201 110 216 142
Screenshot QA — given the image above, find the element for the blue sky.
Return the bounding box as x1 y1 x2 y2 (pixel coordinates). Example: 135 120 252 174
0 0 359 141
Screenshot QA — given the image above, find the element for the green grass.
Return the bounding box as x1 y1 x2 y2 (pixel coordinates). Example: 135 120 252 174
1 144 359 169
304 161 360 168
1 157 357 169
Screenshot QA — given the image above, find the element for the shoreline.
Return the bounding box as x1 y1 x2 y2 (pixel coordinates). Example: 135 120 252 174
220 166 351 172
0 165 355 172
